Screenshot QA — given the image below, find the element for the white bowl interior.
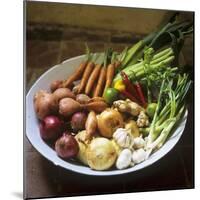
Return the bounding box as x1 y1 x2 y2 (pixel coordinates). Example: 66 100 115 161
26 55 188 176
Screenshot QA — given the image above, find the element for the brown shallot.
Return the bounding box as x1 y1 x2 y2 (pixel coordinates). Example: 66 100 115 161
84 101 108 113
76 94 91 104
88 96 105 103
53 88 75 103
85 111 97 140
34 90 57 120
50 80 63 92
59 98 82 117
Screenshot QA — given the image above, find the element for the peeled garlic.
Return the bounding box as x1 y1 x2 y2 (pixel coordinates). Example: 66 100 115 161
132 148 146 164
116 149 132 170
113 128 133 148
133 136 145 149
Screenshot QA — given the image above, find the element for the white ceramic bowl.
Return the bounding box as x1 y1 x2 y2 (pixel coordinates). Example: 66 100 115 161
26 55 188 176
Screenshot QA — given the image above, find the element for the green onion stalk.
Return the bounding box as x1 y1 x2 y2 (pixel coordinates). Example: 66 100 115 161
144 74 191 150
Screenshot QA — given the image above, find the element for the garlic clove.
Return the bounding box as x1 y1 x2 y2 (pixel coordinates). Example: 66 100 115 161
132 148 146 164
116 149 132 170
133 137 145 149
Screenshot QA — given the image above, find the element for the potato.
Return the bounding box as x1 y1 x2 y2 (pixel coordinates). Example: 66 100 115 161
86 137 117 170
97 109 124 138
34 90 57 120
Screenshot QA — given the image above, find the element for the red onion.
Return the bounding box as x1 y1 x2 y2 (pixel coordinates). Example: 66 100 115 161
71 112 87 132
39 115 64 140
55 133 79 158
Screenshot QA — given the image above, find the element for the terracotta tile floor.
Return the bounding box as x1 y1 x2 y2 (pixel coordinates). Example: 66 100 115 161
25 26 194 199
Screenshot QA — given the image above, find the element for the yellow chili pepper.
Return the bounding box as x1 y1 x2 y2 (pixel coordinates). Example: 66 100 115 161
114 79 126 92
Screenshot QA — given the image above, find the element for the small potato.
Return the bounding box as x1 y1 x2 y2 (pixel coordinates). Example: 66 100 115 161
34 90 57 120
53 88 75 103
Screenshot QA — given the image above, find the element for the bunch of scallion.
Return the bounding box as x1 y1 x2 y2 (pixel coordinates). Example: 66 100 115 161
140 73 191 150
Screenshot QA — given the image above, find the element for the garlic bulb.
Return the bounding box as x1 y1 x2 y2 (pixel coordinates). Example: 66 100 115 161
133 136 145 149
113 128 133 148
116 149 132 169
132 148 146 164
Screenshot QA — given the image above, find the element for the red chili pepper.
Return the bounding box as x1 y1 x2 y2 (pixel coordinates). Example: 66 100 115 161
120 71 147 107
134 82 147 107
120 90 139 103
120 71 139 99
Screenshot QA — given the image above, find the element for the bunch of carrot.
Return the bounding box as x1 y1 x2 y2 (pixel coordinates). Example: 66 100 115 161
63 50 119 98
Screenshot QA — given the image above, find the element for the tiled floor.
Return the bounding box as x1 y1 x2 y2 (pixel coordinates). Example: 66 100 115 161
25 25 194 199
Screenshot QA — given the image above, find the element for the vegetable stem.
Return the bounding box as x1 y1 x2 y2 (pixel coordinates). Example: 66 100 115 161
148 78 166 143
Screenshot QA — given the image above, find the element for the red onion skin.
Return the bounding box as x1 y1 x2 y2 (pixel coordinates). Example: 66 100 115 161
39 115 64 140
55 133 79 158
71 112 87 132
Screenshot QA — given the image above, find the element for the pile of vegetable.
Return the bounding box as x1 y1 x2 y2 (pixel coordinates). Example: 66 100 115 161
33 14 193 171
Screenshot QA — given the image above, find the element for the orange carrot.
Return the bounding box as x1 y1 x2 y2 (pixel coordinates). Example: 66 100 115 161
85 64 102 95
78 62 95 93
93 66 107 97
103 63 115 94
90 82 97 97
63 62 87 88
